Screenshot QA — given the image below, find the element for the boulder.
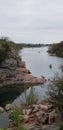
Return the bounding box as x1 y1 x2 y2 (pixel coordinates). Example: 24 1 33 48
5 104 15 111
0 107 4 113
39 104 48 111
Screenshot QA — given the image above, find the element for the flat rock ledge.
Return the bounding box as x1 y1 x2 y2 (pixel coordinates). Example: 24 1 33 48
16 68 46 84
0 66 46 87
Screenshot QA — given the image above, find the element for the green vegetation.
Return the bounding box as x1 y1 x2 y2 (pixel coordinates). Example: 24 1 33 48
0 127 28 130
0 37 21 63
0 37 20 51
48 41 63 57
0 49 7 63
0 41 11 63
17 43 48 48
9 108 28 130
48 73 63 113
0 108 28 130
0 36 48 51
24 87 37 106
0 128 7 130
56 124 63 130
9 108 23 127
15 125 28 130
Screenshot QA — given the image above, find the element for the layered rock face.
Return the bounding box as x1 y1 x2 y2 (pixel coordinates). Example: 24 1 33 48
0 47 46 87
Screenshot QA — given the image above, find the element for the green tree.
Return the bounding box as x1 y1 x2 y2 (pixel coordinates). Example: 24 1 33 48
48 74 63 112
48 42 63 57
2 43 10 52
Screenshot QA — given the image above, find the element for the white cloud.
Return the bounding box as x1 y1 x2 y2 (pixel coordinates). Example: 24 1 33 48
0 0 63 43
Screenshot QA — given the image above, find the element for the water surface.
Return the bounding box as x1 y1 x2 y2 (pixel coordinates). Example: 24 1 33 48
13 47 63 106
21 47 63 78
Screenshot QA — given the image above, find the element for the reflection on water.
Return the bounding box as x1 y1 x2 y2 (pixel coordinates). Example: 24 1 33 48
20 47 63 98
1 47 63 106
13 47 63 106
0 85 24 106
0 47 63 106
13 84 48 108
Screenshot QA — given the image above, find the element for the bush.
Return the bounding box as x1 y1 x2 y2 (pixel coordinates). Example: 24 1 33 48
48 42 63 57
9 108 28 130
9 108 23 127
24 87 37 106
48 74 63 113
0 49 7 63
2 43 10 52
0 42 10 63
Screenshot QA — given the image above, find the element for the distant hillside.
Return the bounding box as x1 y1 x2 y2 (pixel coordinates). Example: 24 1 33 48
0 37 21 64
0 37 49 50
17 43 49 48
48 41 63 57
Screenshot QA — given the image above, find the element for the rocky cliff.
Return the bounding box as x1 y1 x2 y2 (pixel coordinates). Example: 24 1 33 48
0 44 46 87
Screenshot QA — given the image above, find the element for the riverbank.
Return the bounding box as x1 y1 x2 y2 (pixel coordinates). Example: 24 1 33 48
0 102 62 130
48 42 63 57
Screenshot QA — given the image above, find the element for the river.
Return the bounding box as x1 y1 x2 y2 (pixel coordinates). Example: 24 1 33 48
13 46 63 106
21 47 63 78
0 46 63 128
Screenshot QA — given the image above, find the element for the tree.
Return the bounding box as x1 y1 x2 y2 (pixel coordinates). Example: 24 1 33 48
2 43 10 52
48 73 63 112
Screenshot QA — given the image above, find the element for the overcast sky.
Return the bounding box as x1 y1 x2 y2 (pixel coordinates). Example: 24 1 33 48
0 0 63 44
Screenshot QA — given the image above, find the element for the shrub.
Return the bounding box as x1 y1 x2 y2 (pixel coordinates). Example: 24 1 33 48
48 74 63 113
56 124 63 130
2 43 10 52
24 87 37 106
9 108 28 130
9 108 23 127
48 42 63 57
0 49 7 63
